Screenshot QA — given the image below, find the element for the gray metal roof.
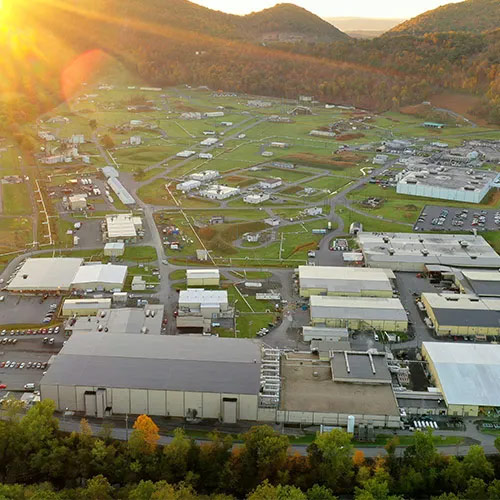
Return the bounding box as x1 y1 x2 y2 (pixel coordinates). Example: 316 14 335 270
41 333 261 395
424 342 500 406
433 308 500 328
331 352 391 383
107 177 135 205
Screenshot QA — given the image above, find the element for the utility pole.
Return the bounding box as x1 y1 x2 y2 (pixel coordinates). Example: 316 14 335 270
125 413 129 441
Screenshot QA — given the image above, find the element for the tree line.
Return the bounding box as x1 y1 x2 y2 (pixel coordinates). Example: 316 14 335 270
1 400 500 499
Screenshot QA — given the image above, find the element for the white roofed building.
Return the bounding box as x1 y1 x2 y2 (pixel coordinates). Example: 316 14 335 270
199 185 240 200
71 264 127 291
187 269 220 286
105 213 142 242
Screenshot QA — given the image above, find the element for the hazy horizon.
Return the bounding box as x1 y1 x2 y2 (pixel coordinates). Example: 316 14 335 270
191 0 464 19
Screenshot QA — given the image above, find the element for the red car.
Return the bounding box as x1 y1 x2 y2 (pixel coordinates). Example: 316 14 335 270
0 362 5 368
0 384 6 389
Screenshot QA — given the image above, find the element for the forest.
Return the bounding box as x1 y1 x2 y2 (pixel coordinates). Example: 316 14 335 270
1 400 500 499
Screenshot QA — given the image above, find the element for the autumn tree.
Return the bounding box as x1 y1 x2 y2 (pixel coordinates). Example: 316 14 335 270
129 414 160 456
101 134 115 149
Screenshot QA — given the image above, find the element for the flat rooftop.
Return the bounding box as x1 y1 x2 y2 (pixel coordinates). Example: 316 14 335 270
72 264 128 286
298 266 394 294
460 270 500 297
398 166 498 191
310 296 407 321
358 232 500 268
281 354 399 416
423 293 500 328
7 258 83 291
179 288 228 305
331 351 392 384
41 333 262 395
68 305 164 335
423 342 500 407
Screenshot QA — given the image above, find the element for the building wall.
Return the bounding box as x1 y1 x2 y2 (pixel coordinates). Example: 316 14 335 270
187 278 220 287
71 281 124 292
41 384 259 421
397 182 487 204
62 306 108 317
300 287 392 298
311 316 407 333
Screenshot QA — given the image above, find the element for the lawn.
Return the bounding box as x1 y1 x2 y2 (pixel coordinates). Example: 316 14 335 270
234 312 278 338
123 246 158 262
230 270 273 280
169 269 186 280
336 206 412 233
245 167 311 183
0 217 33 255
2 183 31 215
0 146 22 176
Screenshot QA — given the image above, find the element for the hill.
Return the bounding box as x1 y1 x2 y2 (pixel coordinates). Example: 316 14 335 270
389 0 500 35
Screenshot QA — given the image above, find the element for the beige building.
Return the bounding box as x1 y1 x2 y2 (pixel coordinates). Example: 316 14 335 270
104 242 125 257
62 298 112 317
422 342 500 417
187 269 220 287
69 194 87 211
421 293 500 337
310 296 408 333
40 334 262 423
298 266 394 298
105 213 143 242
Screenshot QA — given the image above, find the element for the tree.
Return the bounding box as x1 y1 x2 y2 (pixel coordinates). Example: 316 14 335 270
101 134 115 149
247 480 307 500
160 428 196 484
83 475 113 500
89 119 97 129
464 477 488 500
306 484 338 500
462 445 494 481
129 414 160 456
307 429 354 493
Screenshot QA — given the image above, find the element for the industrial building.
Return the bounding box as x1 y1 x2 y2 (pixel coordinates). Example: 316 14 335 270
455 269 500 297
71 264 128 291
244 193 270 204
396 166 500 204
422 342 500 417
302 326 349 343
310 296 408 332
40 334 262 422
104 242 125 257
259 178 282 190
105 213 142 242
199 185 240 200
177 180 201 192
177 289 231 331
69 194 87 210
7 258 84 292
358 232 500 271
107 177 135 205
298 266 394 298
65 305 164 335
186 269 220 287
280 350 400 428
62 298 112 317
421 293 500 337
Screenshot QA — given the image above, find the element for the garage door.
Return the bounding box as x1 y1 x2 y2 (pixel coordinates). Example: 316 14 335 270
223 398 237 424
84 392 97 417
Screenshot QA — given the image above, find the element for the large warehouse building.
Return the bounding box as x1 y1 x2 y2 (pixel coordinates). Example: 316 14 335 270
186 269 220 287
310 296 408 332
455 270 500 297
298 266 394 297
421 292 500 337
422 342 500 417
396 167 500 204
7 258 84 292
40 334 262 422
71 264 127 291
358 232 500 271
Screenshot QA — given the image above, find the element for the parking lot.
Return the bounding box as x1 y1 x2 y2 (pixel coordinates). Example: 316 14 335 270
0 294 61 326
413 205 500 232
0 339 62 390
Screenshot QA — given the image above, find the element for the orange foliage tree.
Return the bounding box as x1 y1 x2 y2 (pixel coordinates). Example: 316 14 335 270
129 414 160 455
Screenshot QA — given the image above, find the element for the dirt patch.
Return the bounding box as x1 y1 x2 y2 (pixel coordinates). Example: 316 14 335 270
336 133 365 141
484 189 500 207
282 153 357 172
174 103 197 112
283 186 303 195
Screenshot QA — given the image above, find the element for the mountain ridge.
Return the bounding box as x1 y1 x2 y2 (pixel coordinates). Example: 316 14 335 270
389 0 500 35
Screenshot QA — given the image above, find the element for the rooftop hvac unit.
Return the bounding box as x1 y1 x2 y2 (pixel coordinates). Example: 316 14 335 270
383 236 389 243
388 248 395 255
419 237 424 243
459 240 470 248
421 249 429 256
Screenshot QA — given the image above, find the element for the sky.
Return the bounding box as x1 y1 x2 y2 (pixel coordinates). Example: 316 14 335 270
191 0 464 19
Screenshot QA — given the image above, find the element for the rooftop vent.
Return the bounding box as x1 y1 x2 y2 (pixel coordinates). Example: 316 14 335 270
421 249 429 256
383 236 390 243
388 248 395 256
459 240 469 248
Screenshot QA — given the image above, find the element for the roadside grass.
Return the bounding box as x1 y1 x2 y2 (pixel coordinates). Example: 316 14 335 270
336 206 412 233
133 167 164 182
230 270 273 280
235 312 278 338
169 269 186 280
2 184 31 215
484 231 500 253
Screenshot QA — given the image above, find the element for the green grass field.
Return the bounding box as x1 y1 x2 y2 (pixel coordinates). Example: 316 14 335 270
336 206 412 233
2 183 31 215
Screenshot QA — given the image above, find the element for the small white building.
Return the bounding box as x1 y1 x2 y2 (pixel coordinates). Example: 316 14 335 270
310 130 336 138
190 170 219 182
69 194 87 211
130 136 142 146
177 288 230 331
187 269 220 287
105 213 142 242
131 275 146 291
204 111 224 118
245 233 260 243
62 298 112 317
244 193 270 204
70 134 85 144
104 242 125 257
264 217 281 226
373 154 389 165
270 142 290 149
176 150 196 158
200 138 218 147
200 185 240 200
130 120 143 127
305 207 323 216
259 178 282 190
177 180 201 192
199 153 213 160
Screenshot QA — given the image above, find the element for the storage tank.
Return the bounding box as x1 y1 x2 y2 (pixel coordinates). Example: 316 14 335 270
347 415 355 434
